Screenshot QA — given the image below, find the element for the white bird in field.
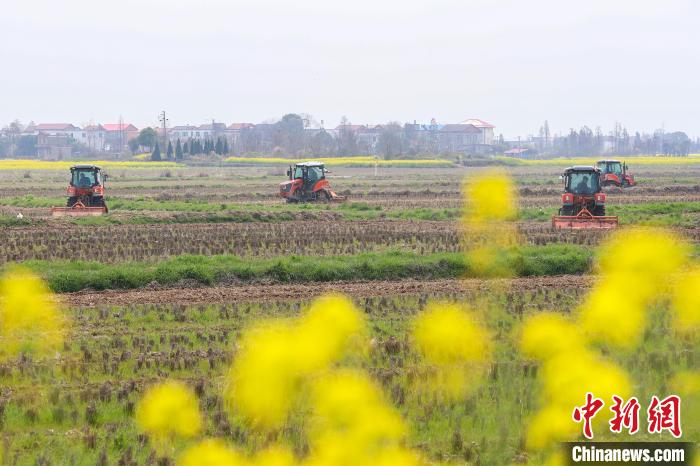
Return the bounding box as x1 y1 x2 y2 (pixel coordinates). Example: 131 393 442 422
16 212 23 219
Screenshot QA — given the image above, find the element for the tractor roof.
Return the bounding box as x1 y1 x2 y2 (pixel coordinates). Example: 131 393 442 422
564 165 599 173
295 161 324 167
71 164 101 170
597 159 621 164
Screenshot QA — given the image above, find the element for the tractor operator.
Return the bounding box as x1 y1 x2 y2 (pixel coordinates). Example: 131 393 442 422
576 175 592 194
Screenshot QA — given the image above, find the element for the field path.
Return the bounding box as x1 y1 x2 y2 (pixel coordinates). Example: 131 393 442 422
63 275 594 307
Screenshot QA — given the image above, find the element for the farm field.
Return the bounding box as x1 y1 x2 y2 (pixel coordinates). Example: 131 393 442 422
0 159 699 465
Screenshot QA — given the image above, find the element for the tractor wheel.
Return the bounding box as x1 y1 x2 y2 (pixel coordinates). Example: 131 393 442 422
67 196 78 207
621 179 630 188
593 205 606 216
316 190 331 202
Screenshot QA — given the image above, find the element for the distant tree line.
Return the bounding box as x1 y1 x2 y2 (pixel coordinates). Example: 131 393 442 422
528 120 698 157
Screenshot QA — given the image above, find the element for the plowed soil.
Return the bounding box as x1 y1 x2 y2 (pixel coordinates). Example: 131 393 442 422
64 274 593 307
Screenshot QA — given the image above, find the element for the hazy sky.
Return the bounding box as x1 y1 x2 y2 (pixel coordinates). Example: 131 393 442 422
1 0 698 138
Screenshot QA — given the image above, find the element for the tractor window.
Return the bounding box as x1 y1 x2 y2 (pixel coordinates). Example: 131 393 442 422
609 163 622 175
72 170 97 187
568 172 598 194
294 167 304 179
308 166 323 181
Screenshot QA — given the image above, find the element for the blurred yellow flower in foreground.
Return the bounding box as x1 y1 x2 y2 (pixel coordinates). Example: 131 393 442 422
413 302 490 365
463 170 517 223
579 228 689 349
461 170 520 278
520 307 632 450
225 294 365 430
306 370 421 466
520 313 585 360
0 267 66 361
672 268 700 333
251 446 297 466
136 380 202 449
411 302 491 400
178 439 244 466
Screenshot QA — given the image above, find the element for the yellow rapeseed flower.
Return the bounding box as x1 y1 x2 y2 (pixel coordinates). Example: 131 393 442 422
672 268 700 333
463 170 517 223
412 302 491 400
310 369 405 443
306 370 410 466
293 294 366 372
0 267 66 360
251 445 297 466
225 321 299 429
526 404 579 450
224 294 366 430
178 439 245 466
136 380 202 448
579 228 689 349
412 302 490 365
461 170 520 277
520 313 586 360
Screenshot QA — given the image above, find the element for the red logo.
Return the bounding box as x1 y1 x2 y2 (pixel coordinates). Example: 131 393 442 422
572 394 682 439
647 395 682 438
572 392 605 439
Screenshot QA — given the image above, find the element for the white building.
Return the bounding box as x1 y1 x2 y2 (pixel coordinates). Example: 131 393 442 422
459 119 495 145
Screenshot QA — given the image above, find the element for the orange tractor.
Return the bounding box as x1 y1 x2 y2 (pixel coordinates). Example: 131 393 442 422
51 165 109 216
552 166 618 229
279 162 345 202
596 159 636 188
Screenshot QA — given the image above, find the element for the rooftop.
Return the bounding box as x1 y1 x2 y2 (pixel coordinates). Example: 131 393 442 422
459 119 495 129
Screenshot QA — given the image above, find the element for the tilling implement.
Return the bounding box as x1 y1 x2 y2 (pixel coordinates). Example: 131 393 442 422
51 165 108 217
279 162 345 203
552 166 618 229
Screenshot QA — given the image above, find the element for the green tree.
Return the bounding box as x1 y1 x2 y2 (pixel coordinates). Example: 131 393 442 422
183 140 190 154
128 138 140 153
215 137 223 155
176 139 183 160
223 138 229 154
16 135 38 156
377 122 404 159
274 113 305 155
138 127 158 151
167 141 174 159
151 142 161 161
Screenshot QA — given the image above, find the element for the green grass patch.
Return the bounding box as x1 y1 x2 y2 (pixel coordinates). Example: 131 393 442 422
16 245 592 293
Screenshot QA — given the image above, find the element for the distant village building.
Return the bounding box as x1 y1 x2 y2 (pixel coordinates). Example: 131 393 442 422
459 119 495 145
437 124 483 153
170 125 199 140
29 123 86 145
83 124 106 152
102 123 139 152
36 133 73 160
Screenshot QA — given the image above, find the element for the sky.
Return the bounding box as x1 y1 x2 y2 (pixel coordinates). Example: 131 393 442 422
1 0 699 138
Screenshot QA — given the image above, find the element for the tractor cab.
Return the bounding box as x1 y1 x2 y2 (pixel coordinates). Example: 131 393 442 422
70 165 104 189
596 159 636 187
552 166 617 229
279 162 344 203
564 166 601 196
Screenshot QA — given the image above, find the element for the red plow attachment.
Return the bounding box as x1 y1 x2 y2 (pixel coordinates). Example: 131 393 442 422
552 208 618 230
51 200 108 217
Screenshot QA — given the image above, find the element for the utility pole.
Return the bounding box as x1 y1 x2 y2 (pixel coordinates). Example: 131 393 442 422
118 115 124 158
159 111 169 150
